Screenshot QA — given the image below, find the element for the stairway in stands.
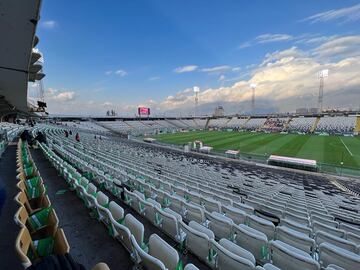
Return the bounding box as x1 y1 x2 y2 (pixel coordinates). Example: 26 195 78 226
283 117 293 131
354 116 360 134
310 116 321 133
204 118 210 129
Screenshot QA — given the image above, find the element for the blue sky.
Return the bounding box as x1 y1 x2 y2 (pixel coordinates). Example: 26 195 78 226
33 1 360 115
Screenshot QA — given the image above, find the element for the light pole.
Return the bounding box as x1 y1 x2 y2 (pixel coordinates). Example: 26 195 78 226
193 86 200 117
317 69 329 113
250 83 257 113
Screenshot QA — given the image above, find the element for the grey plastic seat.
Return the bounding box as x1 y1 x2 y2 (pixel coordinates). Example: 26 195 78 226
154 207 181 242
269 240 320 270
124 214 145 249
280 218 312 236
276 226 315 255
315 231 357 253
168 194 186 216
233 224 268 263
312 221 345 238
202 197 221 213
319 242 360 270
233 202 254 215
183 201 206 224
179 220 214 265
222 205 248 225
211 238 256 270
208 211 234 240
141 198 161 225
248 215 275 240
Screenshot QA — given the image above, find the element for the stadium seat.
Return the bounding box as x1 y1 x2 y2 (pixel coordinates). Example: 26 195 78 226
208 211 234 240
315 231 357 253
131 234 180 270
202 197 221 213
275 226 315 255
14 191 51 215
346 232 360 246
15 227 70 268
83 183 97 209
179 220 214 265
211 238 256 270
183 201 206 224
94 191 109 221
154 207 181 241
312 221 345 238
280 218 312 236
140 198 161 224
248 215 275 240
233 224 269 263
233 202 254 215
269 240 320 270
124 214 146 250
186 190 202 205
222 204 248 225
184 263 200 270
319 242 360 270
168 194 186 216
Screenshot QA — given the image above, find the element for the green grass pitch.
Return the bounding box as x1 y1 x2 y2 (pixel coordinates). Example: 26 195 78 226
154 131 360 169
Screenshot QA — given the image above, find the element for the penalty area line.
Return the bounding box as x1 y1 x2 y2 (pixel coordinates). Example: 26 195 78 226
340 138 353 157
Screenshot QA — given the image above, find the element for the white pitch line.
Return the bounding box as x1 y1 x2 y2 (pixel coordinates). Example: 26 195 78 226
340 138 353 157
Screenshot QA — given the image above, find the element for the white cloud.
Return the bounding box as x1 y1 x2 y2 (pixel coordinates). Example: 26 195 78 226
105 70 112 75
41 20 57 29
115 69 128 77
219 75 226 81
174 65 198 73
255 34 293 43
201 65 231 74
232 67 241 72
45 88 76 102
238 42 251 49
302 4 360 24
101 102 113 107
149 76 160 81
311 35 360 59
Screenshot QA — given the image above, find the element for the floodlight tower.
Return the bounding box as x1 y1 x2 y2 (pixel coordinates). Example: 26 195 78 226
193 86 200 117
318 69 329 113
250 83 257 113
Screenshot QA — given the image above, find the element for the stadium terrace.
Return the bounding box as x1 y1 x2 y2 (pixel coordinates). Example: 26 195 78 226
1 1 360 270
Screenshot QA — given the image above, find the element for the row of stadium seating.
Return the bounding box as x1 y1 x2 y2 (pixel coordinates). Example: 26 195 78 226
59 115 359 135
0 122 25 142
14 139 70 268
38 126 360 269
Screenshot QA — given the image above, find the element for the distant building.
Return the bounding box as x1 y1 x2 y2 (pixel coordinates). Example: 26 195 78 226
214 106 224 117
309 107 319 114
296 108 308 114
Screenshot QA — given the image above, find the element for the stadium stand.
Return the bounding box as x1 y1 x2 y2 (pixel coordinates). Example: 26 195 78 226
287 117 317 133
315 116 356 134
9 125 355 270
244 118 268 131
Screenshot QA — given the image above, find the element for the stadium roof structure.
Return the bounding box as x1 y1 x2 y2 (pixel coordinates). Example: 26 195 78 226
0 0 44 119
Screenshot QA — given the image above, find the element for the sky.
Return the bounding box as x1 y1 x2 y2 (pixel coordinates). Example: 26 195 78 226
28 0 360 116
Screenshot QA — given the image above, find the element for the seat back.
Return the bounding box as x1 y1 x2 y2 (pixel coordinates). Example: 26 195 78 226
312 221 345 238
319 242 360 270
202 197 221 213
169 195 185 215
96 191 109 206
183 201 205 224
155 208 179 240
248 215 275 240
270 240 320 270
179 220 214 263
109 201 124 221
149 234 179 270
315 231 357 253
280 218 312 236
211 239 255 270
130 235 166 270
208 211 234 240
275 226 315 255
233 224 268 263
124 214 144 246
222 205 247 225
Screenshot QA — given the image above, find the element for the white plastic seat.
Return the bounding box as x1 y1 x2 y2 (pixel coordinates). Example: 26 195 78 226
141 198 161 225
280 218 312 236
325 264 346 270
233 224 268 263
269 240 320 270
248 215 275 240
186 191 202 205
132 234 180 270
208 211 234 240
233 202 254 215
283 212 310 226
312 221 345 238
95 191 109 221
168 194 186 216
183 201 205 224
347 232 360 245
315 231 357 253
83 183 97 209
76 177 89 199
311 216 338 228
211 238 256 270
222 205 247 225
319 242 360 270
202 197 221 213
154 207 181 241
179 220 214 265
184 263 200 270
124 214 145 248
110 214 132 252
339 223 360 235
275 226 315 255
